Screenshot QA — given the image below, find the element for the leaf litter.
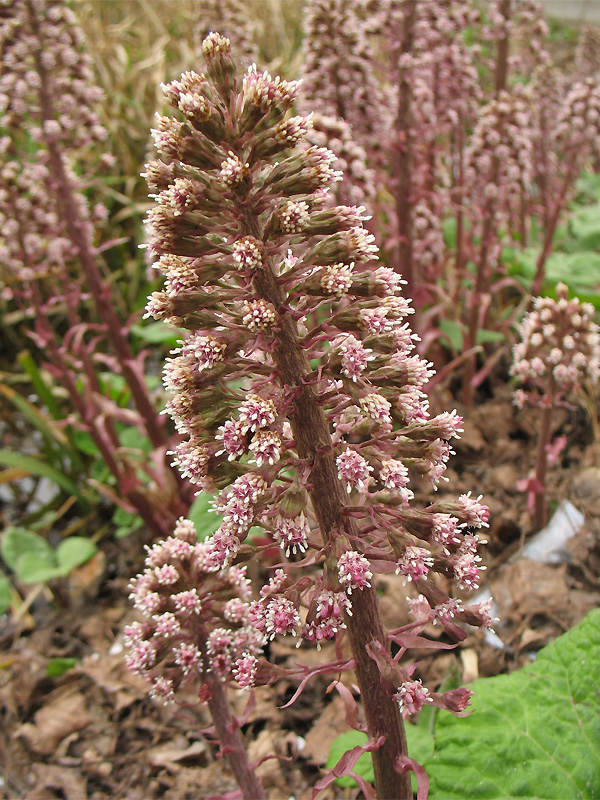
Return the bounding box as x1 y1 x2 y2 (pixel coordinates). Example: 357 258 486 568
1 382 599 799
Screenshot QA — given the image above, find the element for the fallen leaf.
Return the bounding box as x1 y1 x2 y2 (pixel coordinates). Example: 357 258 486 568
148 739 208 771
17 687 94 755
25 763 87 800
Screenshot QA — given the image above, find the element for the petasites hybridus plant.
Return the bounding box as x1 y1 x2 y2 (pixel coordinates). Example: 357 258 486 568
134 33 493 799
511 283 600 532
0 0 191 537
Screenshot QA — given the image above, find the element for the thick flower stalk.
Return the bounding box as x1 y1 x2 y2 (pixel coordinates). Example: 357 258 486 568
144 34 492 799
511 283 600 530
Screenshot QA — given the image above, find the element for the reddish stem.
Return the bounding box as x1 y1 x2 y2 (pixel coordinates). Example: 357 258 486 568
28 1 168 453
531 156 579 296
392 0 417 299
247 218 411 798
494 0 511 96
204 674 266 800
533 397 553 532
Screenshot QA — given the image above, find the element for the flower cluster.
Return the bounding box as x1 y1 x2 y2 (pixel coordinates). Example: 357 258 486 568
511 283 600 409
554 79 600 168
0 0 107 147
125 517 263 702
140 38 492 792
307 112 376 208
192 0 258 64
0 0 110 283
143 34 494 680
464 88 533 245
300 0 390 156
575 24 600 78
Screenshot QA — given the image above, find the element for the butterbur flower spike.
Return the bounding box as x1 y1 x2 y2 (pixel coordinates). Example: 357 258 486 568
135 33 491 800
511 283 600 531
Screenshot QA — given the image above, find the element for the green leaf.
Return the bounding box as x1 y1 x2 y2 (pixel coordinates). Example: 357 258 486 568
475 329 505 345
427 608 600 799
130 321 186 346
442 217 457 250
71 429 100 456
545 251 600 291
0 575 12 615
15 553 61 583
1 527 53 572
113 506 144 539
438 318 464 352
97 372 128 403
569 204 600 250
55 538 98 575
187 492 220 541
326 721 435 791
326 731 372 789
46 657 79 677
118 426 152 454
0 450 86 504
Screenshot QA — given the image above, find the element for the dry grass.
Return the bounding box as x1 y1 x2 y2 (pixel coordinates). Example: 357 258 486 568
74 0 305 204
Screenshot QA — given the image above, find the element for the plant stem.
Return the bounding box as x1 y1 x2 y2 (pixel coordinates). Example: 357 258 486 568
494 0 511 96
462 199 494 408
204 673 266 800
531 156 578 296
28 1 169 454
249 226 411 799
533 397 553 532
392 0 417 298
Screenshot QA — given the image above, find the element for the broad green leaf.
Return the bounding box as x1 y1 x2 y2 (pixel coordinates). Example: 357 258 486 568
545 251 600 291
0 575 11 615
326 731 372 789
71 429 100 456
55 538 98 575
427 608 600 799
118 426 152 454
14 553 61 583
569 204 600 250
187 492 220 541
113 506 144 539
442 217 457 250
575 171 600 203
97 372 128 402
47 657 79 677
1 527 53 572
326 720 435 791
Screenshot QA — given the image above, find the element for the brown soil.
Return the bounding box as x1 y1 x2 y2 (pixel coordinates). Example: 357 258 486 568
1 382 599 800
